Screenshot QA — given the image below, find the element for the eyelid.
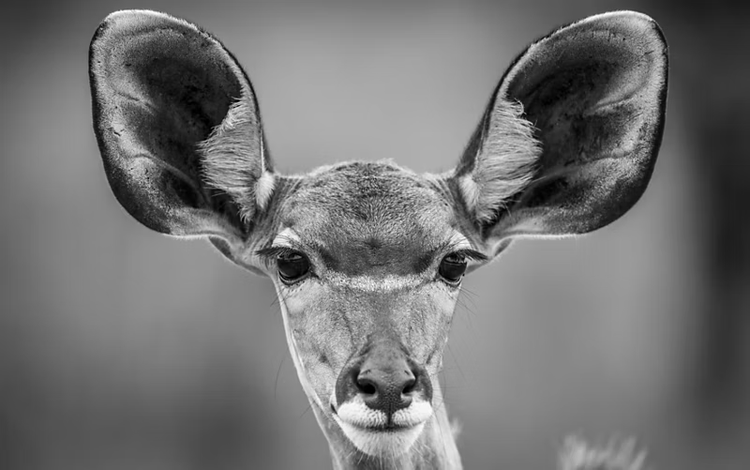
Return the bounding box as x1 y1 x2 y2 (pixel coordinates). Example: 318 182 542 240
439 232 486 262
255 246 302 266
258 228 305 259
449 249 488 262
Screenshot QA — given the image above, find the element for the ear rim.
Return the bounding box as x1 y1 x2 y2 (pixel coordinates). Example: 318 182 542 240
498 10 669 102
453 10 668 248
503 10 668 238
89 9 272 247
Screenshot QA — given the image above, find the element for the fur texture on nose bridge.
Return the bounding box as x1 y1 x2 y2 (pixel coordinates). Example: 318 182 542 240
359 336 412 363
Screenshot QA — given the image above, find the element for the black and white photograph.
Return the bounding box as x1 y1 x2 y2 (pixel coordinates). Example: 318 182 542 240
2 1 748 469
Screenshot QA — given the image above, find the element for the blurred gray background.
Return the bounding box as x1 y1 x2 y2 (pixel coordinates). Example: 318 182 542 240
2 0 749 469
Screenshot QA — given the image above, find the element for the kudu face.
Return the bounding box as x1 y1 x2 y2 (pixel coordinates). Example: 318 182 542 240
90 9 667 464
266 165 477 454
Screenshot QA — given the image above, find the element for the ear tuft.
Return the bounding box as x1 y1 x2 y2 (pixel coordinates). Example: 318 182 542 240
458 98 541 225
199 96 274 223
90 9 274 246
450 11 667 244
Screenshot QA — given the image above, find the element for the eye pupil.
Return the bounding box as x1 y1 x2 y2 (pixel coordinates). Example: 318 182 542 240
439 254 467 284
277 251 310 283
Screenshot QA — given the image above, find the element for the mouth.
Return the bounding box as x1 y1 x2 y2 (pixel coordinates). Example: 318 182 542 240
330 396 433 457
334 416 428 457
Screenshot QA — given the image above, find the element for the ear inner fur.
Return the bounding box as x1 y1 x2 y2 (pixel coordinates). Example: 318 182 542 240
454 11 667 242
199 96 274 223
89 10 270 243
456 98 541 225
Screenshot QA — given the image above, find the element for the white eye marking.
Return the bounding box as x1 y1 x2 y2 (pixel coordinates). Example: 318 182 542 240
446 231 473 251
272 227 301 247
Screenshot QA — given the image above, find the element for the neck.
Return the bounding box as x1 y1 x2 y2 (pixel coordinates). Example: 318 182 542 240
310 386 462 470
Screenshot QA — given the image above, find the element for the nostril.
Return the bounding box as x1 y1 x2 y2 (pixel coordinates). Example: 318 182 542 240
354 367 421 415
356 375 378 395
402 375 417 395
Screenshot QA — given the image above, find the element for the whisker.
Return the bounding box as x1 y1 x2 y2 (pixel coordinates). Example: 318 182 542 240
273 354 286 402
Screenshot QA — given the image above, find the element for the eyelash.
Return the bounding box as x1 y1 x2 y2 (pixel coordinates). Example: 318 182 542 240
450 249 488 263
255 246 301 267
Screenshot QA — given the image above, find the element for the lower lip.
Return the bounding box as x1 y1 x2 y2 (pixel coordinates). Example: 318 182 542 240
328 409 415 432
359 425 412 433
337 419 427 457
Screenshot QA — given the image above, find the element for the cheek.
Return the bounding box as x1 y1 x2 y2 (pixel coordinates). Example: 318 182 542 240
404 285 460 367
279 283 354 393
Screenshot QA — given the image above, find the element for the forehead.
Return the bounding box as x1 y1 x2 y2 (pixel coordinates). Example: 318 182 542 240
279 162 457 275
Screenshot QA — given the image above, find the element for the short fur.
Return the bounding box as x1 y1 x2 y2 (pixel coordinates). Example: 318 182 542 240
199 97 272 222
89 9 668 470
457 97 541 224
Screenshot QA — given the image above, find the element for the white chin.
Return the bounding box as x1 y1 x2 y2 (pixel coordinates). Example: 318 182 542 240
336 419 426 457
332 398 433 457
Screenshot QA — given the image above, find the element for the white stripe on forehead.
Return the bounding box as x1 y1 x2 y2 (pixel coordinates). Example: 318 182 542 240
326 273 424 292
323 232 472 292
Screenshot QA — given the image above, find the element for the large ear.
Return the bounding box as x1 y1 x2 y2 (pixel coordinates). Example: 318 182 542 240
452 11 667 247
89 10 274 251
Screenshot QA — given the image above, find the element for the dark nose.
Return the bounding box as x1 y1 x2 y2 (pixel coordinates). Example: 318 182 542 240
356 362 417 414
335 339 432 419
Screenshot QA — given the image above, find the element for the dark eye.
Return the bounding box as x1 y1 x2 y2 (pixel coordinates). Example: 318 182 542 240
438 253 467 284
277 251 310 283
